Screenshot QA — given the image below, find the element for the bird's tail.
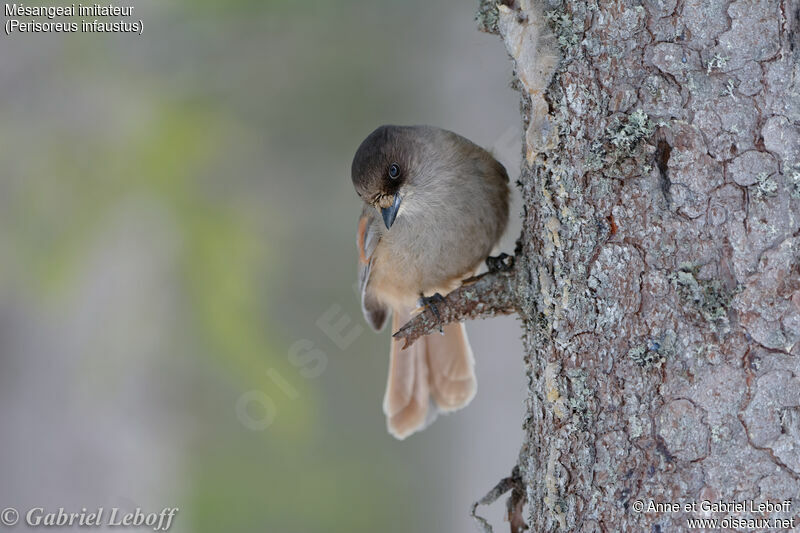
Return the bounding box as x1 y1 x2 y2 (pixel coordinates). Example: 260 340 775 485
383 306 477 439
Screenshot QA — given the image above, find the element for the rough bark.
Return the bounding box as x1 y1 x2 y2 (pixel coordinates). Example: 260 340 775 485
509 0 800 530
443 0 800 530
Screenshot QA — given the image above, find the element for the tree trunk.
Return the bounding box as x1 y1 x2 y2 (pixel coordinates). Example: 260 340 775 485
497 0 800 530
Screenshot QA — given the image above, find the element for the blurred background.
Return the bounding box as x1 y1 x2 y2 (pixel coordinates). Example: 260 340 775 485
0 1 526 531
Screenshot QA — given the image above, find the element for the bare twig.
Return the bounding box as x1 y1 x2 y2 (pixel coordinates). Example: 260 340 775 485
392 257 518 349
471 466 528 533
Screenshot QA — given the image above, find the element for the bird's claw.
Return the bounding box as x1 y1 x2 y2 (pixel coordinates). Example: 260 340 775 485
417 292 446 334
486 252 514 273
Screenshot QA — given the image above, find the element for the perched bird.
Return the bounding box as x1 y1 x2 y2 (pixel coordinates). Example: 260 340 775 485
351 125 509 439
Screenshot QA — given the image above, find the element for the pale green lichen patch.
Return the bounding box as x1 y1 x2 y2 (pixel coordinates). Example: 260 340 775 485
607 109 655 154
711 424 731 443
544 446 569 530
705 53 729 74
545 10 580 53
723 78 737 98
584 140 606 171
566 369 593 428
790 168 800 199
672 265 736 331
475 0 500 34
752 172 778 199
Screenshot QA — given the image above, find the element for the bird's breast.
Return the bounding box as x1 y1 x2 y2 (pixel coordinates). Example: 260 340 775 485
368 211 496 308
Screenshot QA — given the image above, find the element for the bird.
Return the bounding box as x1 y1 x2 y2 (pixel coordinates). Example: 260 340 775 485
351 125 510 439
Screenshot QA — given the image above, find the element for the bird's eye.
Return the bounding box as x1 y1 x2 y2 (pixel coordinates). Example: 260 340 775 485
388 163 400 179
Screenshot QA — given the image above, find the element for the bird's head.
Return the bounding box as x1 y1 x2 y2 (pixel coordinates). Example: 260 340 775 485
351 125 425 230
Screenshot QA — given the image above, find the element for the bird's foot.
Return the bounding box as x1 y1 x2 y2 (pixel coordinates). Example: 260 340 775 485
417 292 446 334
486 252 514 273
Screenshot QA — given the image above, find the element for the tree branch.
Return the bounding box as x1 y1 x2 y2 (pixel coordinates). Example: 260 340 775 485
392 258 518 348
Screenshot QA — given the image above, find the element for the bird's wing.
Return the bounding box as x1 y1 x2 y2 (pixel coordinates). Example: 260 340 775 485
357 209 389 331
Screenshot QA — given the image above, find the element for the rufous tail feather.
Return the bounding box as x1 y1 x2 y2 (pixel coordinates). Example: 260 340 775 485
383 307 476 439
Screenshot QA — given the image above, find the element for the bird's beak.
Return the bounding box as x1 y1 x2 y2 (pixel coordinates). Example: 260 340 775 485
381 193 402 229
